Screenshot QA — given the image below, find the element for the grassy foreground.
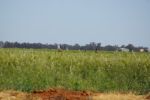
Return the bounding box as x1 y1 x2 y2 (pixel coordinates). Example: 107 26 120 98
0 48 149 94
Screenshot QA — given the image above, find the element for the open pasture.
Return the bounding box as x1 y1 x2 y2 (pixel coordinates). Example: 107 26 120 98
0 48 149 95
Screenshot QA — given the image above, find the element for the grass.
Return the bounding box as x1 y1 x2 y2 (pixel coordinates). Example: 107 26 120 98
0 48 150 94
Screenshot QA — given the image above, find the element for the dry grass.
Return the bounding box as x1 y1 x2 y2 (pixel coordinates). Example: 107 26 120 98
0 91 40 100
91 93 147 100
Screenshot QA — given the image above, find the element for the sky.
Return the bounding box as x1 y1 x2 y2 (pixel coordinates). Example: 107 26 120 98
0 0 150 47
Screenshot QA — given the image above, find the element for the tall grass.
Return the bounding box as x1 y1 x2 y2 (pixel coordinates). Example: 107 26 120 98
0 48 149 94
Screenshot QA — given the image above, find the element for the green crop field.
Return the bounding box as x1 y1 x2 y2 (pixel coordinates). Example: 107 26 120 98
0 48 150 94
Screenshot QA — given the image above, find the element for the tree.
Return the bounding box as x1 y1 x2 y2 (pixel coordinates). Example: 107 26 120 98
0 41 4 48
73 44 80 50
126 44 134 52
97 43 101 50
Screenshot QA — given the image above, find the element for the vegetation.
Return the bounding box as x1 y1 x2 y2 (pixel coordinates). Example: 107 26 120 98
0 48 150 94
0 41 149 52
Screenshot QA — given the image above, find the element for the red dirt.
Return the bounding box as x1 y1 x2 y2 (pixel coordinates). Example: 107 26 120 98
145 95 150 99
32 88 93 100
32 89 148 100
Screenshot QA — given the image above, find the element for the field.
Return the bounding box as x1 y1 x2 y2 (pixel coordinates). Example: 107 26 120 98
0 48 150 99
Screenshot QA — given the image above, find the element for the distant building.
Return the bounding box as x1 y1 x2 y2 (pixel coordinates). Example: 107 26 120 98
57 44 61 49
147 48 150 52
139 49 144 52
119 48 129 52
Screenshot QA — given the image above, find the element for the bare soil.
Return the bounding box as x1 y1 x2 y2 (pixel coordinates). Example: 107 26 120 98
33 88 92 100
0 89 149 100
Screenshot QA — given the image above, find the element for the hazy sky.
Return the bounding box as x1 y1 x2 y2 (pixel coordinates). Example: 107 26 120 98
0 0 150 47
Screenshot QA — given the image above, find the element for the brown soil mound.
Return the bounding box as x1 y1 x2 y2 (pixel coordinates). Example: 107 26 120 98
33 89 92 100
145 94 150 99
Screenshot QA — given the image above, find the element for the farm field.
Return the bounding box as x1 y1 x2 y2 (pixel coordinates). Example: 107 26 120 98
0 48 150 99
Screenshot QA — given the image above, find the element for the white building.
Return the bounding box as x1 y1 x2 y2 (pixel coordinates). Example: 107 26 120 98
139 49 144 52
120 48 129 52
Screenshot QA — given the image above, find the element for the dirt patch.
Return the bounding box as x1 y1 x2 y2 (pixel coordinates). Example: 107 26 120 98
0 89 148 100
32 89 147 100
33 88 92 100
145 94 150 99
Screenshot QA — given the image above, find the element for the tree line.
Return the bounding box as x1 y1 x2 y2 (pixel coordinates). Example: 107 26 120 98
0 41 149 52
